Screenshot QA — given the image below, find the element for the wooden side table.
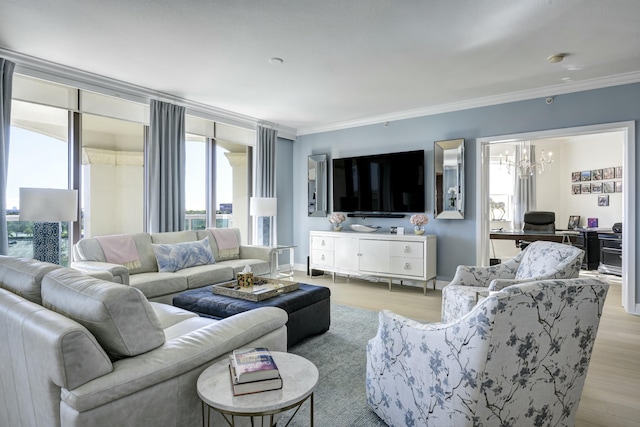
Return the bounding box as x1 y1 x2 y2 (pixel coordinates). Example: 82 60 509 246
197 351 318 426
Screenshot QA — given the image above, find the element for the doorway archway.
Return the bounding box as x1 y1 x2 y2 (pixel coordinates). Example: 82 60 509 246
476 121 636 314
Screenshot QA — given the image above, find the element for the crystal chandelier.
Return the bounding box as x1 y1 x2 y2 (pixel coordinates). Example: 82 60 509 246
499 140 553 178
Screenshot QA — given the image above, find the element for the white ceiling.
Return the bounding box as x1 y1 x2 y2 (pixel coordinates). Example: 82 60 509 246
2 1 640 136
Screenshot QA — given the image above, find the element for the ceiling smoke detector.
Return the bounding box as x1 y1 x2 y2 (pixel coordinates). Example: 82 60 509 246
547 53 567 64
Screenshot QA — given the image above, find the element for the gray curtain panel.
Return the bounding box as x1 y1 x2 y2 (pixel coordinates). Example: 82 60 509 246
513 144 537 229
0 59 15 255
147 100 186 233
255 126 277 198
255 126 277 245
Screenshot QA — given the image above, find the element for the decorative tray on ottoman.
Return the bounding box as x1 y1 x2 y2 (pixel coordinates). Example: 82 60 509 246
211 277 299 301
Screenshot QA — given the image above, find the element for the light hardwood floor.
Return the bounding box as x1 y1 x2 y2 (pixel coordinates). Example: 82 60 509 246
292 270 640 427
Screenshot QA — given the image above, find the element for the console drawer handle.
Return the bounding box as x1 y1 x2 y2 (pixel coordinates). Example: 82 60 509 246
404 246 410 253
404 263 411 270
321 240 325 246
321 254 325 261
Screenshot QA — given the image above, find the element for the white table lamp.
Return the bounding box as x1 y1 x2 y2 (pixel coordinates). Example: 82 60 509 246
250 197 277 246
19 188 78 264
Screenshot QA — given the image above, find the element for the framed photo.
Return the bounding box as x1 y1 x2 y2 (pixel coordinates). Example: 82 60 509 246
581 183 591 194
581 170 591 181
567 215 580 230
603 167 615 179
603 181 615 193
591 182 602 193
615 181 623 192
598 195 609 207
591 169 603 180
615 166 623 179
571 171 581 182
572 184 581 194
588 218 599 228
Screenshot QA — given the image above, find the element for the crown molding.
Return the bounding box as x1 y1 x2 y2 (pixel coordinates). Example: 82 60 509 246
0 48 297 141
297 71 640 136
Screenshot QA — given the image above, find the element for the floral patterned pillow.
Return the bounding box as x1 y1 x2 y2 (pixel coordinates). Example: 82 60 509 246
152 237 216 272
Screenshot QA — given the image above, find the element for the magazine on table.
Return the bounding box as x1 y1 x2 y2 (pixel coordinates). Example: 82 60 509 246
230 347 280 383
228 362 283 396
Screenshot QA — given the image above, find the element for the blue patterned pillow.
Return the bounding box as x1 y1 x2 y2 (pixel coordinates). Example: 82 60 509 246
152 237 216 272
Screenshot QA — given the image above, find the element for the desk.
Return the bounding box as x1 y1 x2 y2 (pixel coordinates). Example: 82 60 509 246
490 230 576 244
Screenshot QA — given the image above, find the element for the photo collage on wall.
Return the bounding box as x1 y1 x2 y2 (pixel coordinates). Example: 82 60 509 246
571 166 622 207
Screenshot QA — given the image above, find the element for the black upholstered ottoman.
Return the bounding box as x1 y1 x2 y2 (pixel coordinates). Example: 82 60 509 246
172 283 331 348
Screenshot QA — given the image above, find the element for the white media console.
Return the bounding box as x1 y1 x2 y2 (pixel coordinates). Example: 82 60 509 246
309 230 436 294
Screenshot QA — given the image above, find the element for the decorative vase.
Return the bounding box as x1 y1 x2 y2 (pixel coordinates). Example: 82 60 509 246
333 225 343 231
414 225 425 235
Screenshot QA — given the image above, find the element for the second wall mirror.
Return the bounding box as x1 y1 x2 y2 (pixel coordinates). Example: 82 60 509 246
308 154 328 217
434 138 464 219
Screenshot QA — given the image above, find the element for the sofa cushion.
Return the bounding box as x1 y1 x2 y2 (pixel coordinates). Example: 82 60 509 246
152 237 216 273
0 256 60 304
197 229 242 262
129 233 159 274
149 301 198 329
129 272 189 299
150 230 198 244
173 263 234 289
41 268 165 359
73 233 158 275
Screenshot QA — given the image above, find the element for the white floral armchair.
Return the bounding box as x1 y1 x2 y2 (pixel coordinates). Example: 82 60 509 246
366 277 609 427
441 240 584 323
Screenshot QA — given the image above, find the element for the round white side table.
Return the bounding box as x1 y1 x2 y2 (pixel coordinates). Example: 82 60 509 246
197 351 318 426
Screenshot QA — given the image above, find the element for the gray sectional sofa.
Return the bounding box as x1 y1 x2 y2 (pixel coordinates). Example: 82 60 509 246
0 255 288 427
71 228 274 304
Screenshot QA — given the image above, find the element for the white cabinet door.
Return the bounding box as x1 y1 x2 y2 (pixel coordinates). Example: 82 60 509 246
358 239 391 274
334 236 359 272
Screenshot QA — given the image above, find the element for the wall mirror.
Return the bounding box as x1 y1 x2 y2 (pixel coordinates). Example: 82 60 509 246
434 138 464 219
308 154 328 217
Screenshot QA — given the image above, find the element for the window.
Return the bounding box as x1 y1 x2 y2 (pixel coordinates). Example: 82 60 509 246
81 114 145 237
7 101 71 264
215 140 250 235
185 134 207 230
489 144 515 222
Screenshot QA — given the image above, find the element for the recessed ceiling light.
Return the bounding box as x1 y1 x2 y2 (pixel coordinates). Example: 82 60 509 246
547 53 567 64
269 57 284 65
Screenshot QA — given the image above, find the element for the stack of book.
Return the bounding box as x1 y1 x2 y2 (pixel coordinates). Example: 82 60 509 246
228 347 283 396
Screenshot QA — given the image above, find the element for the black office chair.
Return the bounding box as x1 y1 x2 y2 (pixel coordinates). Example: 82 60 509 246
519 211 556 250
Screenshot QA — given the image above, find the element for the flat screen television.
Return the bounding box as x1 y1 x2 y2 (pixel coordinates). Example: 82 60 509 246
332 150 425 214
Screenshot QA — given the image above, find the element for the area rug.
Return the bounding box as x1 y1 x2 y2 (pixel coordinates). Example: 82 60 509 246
278 303 387 426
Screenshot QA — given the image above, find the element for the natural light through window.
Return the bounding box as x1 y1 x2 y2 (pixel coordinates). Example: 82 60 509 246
490 145 515 222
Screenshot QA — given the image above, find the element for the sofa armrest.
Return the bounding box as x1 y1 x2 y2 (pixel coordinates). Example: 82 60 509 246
60 307 288 412
70 261 129 285
239 245 276 263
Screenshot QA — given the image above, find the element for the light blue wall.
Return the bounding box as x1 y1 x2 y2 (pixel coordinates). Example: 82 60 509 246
289 83 640 295
276 137 294 247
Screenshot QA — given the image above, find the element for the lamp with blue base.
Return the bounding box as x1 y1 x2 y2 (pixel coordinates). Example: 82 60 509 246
19 188 78 265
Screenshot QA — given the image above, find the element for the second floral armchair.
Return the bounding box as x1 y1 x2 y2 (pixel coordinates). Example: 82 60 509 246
441 240 584 323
